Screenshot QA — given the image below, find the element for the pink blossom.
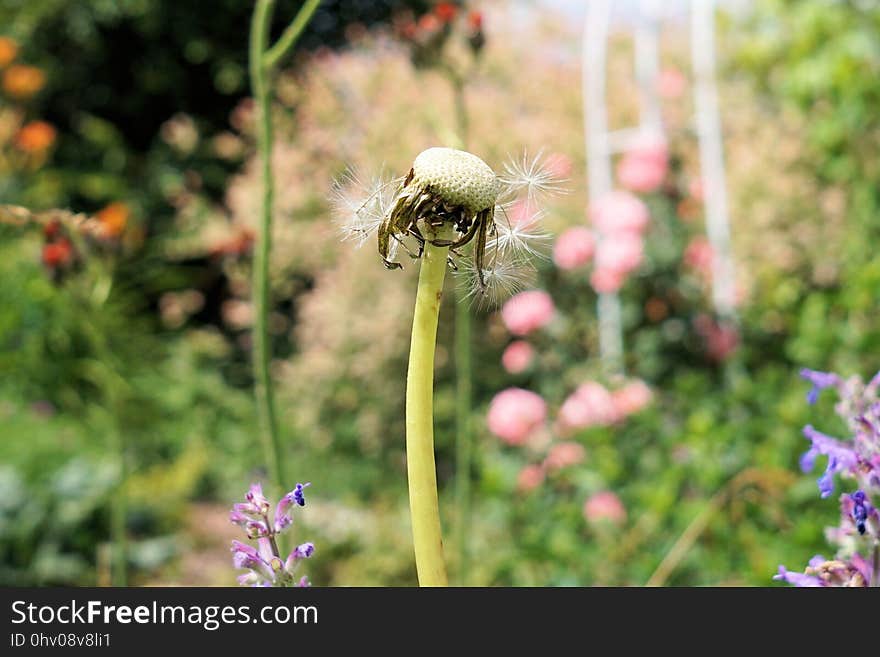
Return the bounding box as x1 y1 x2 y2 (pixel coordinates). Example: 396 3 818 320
517 464 545 492
595 233 644 276
487 387 547 446
583 491 627 524
616 135 669 194
612 380 653 418
507 198 537 226
589 267 626 294
543 441 586 472
553 227 595 271
557 382 616 431
689 178 704 201
683 236 714 279
657 68 687 99
502 340 535 374
543 152 573 179
694 314 740 362
501 290 556 336
589 191 650 235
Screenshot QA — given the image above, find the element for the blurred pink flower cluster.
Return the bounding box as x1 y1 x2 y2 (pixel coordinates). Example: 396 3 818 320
557 379 653 434
616 133 669 194
500 290 555 336
588 191 651 293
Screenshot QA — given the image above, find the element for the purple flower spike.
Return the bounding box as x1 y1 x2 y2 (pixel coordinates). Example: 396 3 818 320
773 565 824 587
296 576 311 588
849 490 871 535
293 482 310 507
800 368 840 405
246 483 271 515
801 425 858 497
230 480 315 587
246 520 270 539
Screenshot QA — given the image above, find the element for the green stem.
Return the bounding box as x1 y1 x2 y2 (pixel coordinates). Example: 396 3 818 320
248 0 320 493
264 0 322 70
406 242 450 587
449 74 473 586
109 422 127 586
250 0 286 493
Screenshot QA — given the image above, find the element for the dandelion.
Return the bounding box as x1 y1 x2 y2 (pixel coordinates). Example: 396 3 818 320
332 146 561 586
499 150 569 203
229 482 314 587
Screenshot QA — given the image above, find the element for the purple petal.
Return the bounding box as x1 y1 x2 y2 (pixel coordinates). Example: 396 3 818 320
773 565 824 587
800 369 840 405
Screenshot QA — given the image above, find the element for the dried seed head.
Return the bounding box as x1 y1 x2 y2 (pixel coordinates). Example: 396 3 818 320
410 147 500 213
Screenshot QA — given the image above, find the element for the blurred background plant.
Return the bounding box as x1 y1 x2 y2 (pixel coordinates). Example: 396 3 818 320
2 0 878 586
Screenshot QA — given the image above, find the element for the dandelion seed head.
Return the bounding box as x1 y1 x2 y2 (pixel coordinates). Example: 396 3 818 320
331 168 399 247
499 150 569 202
491 203 551 259
411 147 500 213
457 248 537 308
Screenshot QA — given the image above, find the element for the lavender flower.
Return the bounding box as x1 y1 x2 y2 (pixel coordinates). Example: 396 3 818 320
799 368 841 405
776 368 880 587
229 482 315 587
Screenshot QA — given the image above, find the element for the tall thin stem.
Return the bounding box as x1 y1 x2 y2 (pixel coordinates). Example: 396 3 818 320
250 0 286 493
406 241 451 587
248 0 321 493
449 74 473 586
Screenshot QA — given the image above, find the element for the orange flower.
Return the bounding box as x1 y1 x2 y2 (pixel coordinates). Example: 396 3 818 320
42 238 73 268
0 37 18 68
96 202 130 239
14 120 56 152
434 2 458 23
2 64 45 99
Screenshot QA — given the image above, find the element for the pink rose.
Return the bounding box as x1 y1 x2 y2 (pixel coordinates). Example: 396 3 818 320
557 381 616 431
657 68 686 99
583 491 626 524
595 233 644 276
612 380 653 419
589 191 650 235
589 267 626 294
694 315 739 362
502 340 535 374
683 236 714 279
501 290 555 336
517 464 545 492
543 441 586 472
616 134 669 194
543 152 573 179
487 387 547 446
553 227 595 271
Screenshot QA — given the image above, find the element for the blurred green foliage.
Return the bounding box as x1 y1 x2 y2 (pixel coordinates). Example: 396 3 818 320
2 0 879 586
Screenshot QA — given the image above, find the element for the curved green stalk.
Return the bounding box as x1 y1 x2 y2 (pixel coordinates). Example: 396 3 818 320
406 242 450 587
248 0 321 493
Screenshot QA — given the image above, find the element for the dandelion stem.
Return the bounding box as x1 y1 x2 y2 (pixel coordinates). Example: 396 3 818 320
449 74 474 586
406 241 451 587
248 0 320 493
